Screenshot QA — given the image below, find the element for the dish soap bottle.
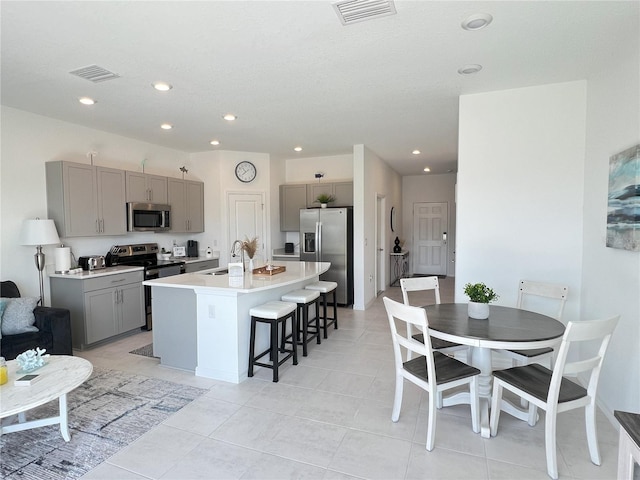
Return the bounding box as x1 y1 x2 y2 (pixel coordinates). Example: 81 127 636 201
206 246 213 258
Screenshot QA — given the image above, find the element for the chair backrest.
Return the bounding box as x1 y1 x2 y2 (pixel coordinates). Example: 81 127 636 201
548 315 619 404
517 280 568 320
383 296 436 380
400 276 441 306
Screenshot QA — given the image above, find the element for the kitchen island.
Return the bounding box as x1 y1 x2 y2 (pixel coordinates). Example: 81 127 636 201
143 261 330 383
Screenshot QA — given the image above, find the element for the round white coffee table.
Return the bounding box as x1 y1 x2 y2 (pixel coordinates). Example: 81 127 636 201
0 355 93 441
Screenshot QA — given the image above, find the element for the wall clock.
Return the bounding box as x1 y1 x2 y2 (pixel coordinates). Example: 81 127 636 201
235 161 257 183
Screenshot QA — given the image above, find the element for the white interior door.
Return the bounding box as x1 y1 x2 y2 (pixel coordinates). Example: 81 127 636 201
413 202 448 275
227 192 266 265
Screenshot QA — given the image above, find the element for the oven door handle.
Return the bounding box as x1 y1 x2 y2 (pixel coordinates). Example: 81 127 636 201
146 269 159 277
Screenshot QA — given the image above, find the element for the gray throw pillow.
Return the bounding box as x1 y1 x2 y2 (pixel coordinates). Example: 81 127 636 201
0 299 6 339
1 297 39 335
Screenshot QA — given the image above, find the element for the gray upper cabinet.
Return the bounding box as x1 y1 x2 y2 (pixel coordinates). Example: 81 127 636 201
305 181 353 208
125 171 168 204
280 184 307 231
46 161 126 237
280 181 354 231
332 181 354 207
168 178 204 233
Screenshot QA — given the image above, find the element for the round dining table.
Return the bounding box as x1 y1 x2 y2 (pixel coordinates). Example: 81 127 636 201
423 303 565 438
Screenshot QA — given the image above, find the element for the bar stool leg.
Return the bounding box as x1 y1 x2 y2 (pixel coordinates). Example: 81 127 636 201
289 312 298 365
248 317 257 377
301 304 309 357
332 290 338 330
315 299 321 344
271 318 279 382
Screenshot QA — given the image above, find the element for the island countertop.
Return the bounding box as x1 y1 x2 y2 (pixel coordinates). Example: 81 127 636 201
143 261 330 294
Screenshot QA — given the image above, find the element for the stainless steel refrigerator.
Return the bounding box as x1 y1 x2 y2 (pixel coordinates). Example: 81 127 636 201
300 207 353 306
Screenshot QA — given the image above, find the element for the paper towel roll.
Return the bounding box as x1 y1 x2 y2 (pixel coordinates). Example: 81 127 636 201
55 247 71 273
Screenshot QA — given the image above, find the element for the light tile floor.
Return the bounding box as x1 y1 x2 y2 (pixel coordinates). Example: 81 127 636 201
78 278 620 479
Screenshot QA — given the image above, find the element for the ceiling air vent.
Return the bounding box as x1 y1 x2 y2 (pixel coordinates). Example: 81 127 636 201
69 65 120 83
333 0 396 25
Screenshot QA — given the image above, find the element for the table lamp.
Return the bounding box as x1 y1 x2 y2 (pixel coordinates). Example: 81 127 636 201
20 218 60 305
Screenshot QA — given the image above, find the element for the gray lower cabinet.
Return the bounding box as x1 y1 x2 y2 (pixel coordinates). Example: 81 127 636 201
184 259 219 273
50 271 144 350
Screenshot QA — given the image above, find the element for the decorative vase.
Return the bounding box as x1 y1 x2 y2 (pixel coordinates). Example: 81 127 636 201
248 258 254 272
393 236 402 253
321 203 327 208
468 301 490 319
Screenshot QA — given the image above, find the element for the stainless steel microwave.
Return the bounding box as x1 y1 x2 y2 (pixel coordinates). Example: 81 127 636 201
126 203 171 232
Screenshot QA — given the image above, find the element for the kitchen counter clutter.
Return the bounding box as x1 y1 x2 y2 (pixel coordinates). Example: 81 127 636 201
48 265 142 279
145 261 330 382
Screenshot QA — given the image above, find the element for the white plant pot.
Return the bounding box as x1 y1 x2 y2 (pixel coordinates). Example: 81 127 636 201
321 203 328 208
468 301 490 319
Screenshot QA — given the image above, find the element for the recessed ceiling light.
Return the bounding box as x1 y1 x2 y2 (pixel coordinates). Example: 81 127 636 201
78 97 96 105
160 123 173 130
423 167 431 172
152 82 172 91
294 146 302 152
223 114 237 121
461 13 493 31
210 140 220 146
458 64 483 75
412 150 421 155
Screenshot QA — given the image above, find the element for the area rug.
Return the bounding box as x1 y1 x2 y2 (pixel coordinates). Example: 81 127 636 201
0 367 206 479
129 343 157 358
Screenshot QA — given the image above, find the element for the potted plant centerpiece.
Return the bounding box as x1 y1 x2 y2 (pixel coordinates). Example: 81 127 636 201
315 193 335 208
463 282 498 319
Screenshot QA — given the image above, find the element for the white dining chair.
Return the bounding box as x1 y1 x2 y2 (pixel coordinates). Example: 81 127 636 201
489 315 619 479
400 276 468 358
383 296 480 451
496 280 568 367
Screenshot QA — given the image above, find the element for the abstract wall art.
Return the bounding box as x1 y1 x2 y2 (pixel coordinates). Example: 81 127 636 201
607 144 640 252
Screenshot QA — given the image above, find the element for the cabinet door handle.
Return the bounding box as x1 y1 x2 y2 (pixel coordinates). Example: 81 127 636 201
111 278 126 283
96 219 100 233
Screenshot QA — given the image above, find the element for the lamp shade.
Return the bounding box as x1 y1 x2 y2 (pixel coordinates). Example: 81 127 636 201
20 219 60 246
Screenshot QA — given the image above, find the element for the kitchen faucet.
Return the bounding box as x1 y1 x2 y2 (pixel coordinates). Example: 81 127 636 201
230 240 245 267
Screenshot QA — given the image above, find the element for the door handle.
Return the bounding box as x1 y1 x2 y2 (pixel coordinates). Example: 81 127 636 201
442 231 447 244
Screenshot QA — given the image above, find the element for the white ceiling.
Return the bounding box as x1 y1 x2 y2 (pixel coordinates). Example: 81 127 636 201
1 1 636 176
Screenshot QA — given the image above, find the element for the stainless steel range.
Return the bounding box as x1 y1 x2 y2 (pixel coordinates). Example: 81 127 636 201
106 243 185 330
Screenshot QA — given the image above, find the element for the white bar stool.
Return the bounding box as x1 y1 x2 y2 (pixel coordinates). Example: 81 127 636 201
248 300 297 382
281 289 321 356
305 281 338 338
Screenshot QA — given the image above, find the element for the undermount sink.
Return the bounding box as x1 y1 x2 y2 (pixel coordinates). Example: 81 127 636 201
202 269 228 275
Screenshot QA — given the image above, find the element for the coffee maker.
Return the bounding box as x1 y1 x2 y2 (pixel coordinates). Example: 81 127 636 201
187 240 199 257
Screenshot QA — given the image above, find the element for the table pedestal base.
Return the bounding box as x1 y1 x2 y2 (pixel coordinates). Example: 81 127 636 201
439 347 537 438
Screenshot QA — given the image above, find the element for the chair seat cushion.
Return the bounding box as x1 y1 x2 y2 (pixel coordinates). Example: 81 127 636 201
281 289 320 304
305 281 338 293
493 363 587 403
412 333 464 351
403 353 479 385
250 301 296 319
506 347 553 357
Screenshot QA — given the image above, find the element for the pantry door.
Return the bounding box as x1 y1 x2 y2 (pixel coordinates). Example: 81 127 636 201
227 192 266 264
413 202 448 275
